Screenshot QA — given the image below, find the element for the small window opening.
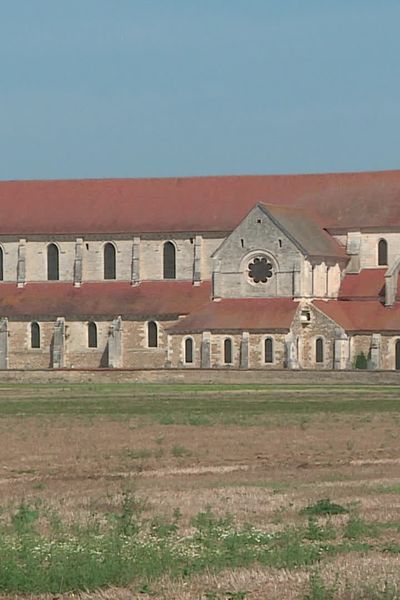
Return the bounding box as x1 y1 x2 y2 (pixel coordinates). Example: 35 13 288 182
264 338 273 364
184 338 194 363
396 339 400 370
224 338 232 364
88 322 98 348
190 238 194 244
163 242 176 279
240 239 244 248
147 321 158 348
31 322 40 349
85 243 89 250
47 243 59 281
378 239 388 266
300 309 311 324
104 243 116 279
0 247 3 281
278 239 282 248
316 337 324 363
257 219 262 224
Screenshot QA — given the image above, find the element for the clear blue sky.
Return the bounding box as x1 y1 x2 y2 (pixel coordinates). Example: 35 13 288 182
1 1 399 180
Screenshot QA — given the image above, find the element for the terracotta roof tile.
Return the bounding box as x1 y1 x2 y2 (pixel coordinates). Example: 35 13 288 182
167 298 298 333
0 170 400 235
0 281 211 319
314 299 400 332
339 269 400 300
339 269 386 300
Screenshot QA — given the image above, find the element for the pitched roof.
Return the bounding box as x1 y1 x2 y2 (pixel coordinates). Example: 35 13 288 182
314 299 400 332
1 170 400 235
259 204 346 259
0 281 211 319
339 269 400 300
167 298 298 333
339 269 385 300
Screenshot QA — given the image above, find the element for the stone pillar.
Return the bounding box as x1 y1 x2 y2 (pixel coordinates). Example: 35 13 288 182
328 263 342 299
131 236 140 285
240 331 249 369
333 328 349 370
73 238 83 287
193 235 202 285
292 259 301 297
212 260 221 300
346 232 361 274
302 260 313 298
384 257 400 307
17 239 26 287
369 333 381 370
285 332 299 369
0 318 9 369
201 331 211 368
52 317 65 369
313 262 327 298
108 316 123 368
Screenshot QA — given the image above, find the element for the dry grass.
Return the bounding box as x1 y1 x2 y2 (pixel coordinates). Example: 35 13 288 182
0 384 399 598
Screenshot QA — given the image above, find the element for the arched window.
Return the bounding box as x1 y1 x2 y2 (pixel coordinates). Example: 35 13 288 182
316 337 324 363
104 243 116 280
0 247 3 281
147 321 158 348
184 338 194 363
224 338 232 364
163 242 176 279
396 340 400 371
264 338 274 364
378 239 388 266
31 322 40 349
47 243 59 280
88 322 98 348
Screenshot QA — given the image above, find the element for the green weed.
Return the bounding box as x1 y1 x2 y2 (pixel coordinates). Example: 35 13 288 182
300 498 348 517
344 515 380 540
171 445 192 457
303 571 338 600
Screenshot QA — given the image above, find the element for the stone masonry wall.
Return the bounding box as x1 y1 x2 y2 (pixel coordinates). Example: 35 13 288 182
213 205 304 299
248 333 287 368
0 234 224 284
291 304 339 369
168 333 203 367
9 321 54 369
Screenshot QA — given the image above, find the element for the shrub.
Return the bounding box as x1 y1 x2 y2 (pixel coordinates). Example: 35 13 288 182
300 498 348 517
355 351 368 369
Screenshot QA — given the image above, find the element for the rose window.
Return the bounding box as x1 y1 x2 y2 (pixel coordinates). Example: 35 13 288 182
248 257 273 283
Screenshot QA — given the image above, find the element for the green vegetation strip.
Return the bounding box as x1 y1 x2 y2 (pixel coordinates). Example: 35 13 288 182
0 384 398 421
0 495 399 594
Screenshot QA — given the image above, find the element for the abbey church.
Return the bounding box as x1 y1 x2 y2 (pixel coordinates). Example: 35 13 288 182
0 169 399 371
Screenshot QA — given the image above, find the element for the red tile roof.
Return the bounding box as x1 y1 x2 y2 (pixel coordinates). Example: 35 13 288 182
1 170 400 235
339 269 386 299
314 300 400 332
0 281 211 319
339 269 400 300
167 298 298 333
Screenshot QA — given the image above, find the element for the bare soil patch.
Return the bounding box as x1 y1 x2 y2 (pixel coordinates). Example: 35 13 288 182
0 384 399 598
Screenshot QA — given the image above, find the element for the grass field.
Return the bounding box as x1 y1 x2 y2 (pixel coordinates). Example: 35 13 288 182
0 383 399 599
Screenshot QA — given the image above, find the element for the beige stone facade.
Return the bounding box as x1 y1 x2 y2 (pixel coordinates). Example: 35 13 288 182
0 173 399 371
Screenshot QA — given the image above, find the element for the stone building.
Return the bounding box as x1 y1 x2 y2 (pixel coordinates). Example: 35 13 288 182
0 169 399 370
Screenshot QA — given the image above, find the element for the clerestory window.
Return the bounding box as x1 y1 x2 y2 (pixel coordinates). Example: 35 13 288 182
104 243 116 279
163 242 176 279
47 244 59 280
